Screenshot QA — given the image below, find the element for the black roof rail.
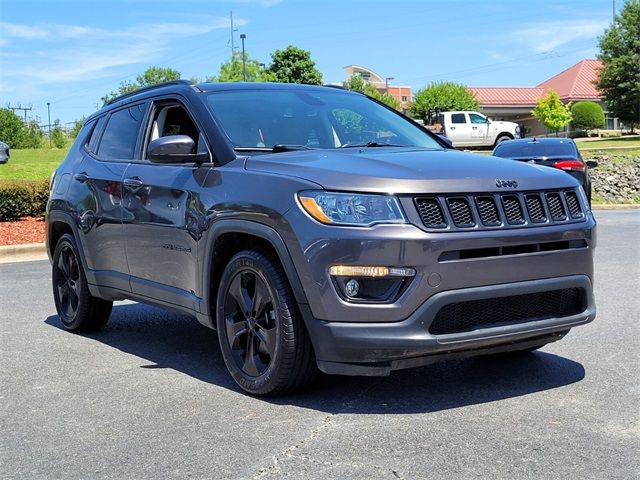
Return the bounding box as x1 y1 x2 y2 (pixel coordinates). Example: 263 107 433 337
104 80 193 106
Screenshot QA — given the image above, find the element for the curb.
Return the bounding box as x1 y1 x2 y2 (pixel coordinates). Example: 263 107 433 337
0 243 47 263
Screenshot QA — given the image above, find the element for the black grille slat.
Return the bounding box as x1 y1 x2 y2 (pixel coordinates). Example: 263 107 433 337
525 194 547 223
476 196 501 226
415 197 447 228
501 195 525 224
429 288 584 335
564 191 583 218
447 197 475 227
546 192 567 220
414 189 585 231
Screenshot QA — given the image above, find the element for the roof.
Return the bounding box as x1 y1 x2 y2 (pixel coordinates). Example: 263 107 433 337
537 59 602 100
469 87 545 106
469 59 603 106
343 65 384 83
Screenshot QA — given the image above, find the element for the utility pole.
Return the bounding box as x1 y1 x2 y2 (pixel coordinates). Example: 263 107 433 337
7 104 32 124
229 11 238 59
240 34 247 81
613 0 616 20
47 102 52 148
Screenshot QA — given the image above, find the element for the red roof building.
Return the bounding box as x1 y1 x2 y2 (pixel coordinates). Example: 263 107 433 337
467 60 620 135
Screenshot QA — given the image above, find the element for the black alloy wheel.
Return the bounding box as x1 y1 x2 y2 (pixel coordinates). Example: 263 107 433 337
216 249 317 396
224 270 277 377
52 233 112 331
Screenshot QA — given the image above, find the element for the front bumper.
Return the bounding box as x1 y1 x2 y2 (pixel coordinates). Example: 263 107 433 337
305 275 595 376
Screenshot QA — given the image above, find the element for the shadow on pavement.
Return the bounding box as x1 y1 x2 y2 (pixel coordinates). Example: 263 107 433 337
45 302 586 414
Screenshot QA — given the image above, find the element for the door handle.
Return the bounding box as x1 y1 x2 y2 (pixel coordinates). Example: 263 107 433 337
73 172 88 183
472 126 478 130
450 127 456 130
123 177 143 189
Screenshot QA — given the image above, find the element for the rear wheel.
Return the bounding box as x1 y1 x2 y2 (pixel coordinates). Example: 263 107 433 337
52 233 112 331
216 249 316 396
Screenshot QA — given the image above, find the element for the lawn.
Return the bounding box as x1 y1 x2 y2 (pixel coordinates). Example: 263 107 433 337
0 146 70 181
575 136 640 150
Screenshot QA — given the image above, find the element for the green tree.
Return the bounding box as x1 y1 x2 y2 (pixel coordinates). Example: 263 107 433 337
70 118 84 138
267 45 322 85
571 101 605 131
597 0 640 130
343 74 401 110
409 82 479 121
532 90 572 134
0 108 42 148
211 51 275 82
101 66 181 103
50 119 67 148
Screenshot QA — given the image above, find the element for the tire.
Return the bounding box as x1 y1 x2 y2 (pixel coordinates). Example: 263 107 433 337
216 249 317 396
494 134 512 147
52 233 112 331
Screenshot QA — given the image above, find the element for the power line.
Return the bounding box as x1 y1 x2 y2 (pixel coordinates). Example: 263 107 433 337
7 104 33 124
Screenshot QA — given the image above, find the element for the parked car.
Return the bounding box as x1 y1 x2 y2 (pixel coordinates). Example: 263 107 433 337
47 81 596 396
492 137 596 202
0 141 9 164
428 111 520 148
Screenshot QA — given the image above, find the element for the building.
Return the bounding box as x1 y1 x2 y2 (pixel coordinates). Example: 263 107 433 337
469 59 620 136
343 65 412 111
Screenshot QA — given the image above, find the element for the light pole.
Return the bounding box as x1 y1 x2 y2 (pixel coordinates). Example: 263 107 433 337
46 102 51 148
240 33 247 81
385 76 394 92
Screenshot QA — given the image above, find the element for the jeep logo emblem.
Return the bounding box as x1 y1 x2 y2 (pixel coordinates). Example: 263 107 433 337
495 179 518 188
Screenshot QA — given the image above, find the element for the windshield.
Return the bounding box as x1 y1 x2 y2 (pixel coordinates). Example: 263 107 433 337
494 141 576 158
205 88 443 151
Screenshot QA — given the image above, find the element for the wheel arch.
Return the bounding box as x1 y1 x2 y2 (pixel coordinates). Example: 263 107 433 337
199 220 309 329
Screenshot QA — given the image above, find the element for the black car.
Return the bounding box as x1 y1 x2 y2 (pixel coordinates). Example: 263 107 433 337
0 141 9 164
46 81 596 395
492 137 596 202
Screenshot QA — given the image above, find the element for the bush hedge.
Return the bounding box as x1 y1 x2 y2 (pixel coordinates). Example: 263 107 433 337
0 180 49 221
571 101 605 131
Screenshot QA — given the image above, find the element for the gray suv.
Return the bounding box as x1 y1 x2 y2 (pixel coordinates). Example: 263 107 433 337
47 81 596 395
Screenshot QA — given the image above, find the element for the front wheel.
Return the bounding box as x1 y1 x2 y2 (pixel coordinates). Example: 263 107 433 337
494 134 513 147
52 233 112 331
216 249 317 396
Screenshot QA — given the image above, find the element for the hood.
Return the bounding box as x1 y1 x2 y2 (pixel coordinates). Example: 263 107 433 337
491 120 519 128
244 147 578 194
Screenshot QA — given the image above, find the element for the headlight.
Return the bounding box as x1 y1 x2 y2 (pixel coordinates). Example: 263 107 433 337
298 191 407 226
515 126 521 134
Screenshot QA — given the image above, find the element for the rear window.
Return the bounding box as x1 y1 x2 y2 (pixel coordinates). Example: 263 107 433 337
493 141 576 158
97 104 146 159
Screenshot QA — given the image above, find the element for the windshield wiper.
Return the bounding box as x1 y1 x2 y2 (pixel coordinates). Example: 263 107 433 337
339 141 408 148
233 144 315 153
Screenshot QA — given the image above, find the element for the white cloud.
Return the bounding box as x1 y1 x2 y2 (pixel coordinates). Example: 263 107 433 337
0 16 241 86
516 19 608 53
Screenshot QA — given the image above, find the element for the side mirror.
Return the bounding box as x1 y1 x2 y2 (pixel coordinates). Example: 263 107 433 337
148 135 199 163
586 160 598 169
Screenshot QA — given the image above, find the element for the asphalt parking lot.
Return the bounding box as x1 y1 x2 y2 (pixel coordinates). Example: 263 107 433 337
1 209 638 480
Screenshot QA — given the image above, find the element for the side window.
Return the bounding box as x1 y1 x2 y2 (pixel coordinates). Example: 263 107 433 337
148 104 204 154
469 113 487 124
451 113 467 124
97 104 146 159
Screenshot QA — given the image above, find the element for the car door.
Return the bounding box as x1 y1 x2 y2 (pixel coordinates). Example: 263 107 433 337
122 99 213 311
446 113 475 146
77 104 147 292
469 112 490 144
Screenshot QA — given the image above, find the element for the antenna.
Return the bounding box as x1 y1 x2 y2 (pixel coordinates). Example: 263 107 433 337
228 11 238 59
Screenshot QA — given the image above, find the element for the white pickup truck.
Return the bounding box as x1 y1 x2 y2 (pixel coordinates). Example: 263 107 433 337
431 111 521 148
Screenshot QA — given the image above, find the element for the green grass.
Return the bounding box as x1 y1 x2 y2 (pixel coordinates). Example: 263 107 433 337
575 136 640 150
0 146 70 181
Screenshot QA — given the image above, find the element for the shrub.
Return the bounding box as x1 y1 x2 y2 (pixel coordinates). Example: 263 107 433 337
0 180 49 221
571 102 605 130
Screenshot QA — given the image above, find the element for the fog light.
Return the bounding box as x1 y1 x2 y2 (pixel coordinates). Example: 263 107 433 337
345 279 360 297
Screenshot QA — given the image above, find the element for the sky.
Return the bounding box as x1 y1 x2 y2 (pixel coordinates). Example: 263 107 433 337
0 0 617 126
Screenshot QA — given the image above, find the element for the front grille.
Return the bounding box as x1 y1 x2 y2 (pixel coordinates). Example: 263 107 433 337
565 191 583 218
525 194 547 223
414 189 585 231
447 197 474 227
429 288 585 335
415 197 446 228
501 195 525 224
